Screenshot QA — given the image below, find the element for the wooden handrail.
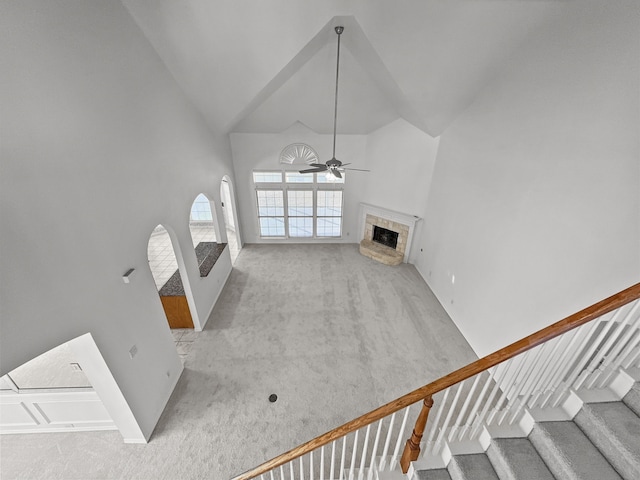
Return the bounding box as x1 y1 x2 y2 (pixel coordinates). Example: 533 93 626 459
231 282 640 480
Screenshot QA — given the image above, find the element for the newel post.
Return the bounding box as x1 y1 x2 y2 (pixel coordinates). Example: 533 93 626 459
400 395 434 473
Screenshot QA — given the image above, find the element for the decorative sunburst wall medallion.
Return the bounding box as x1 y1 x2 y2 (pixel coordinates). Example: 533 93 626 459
279 143 319 165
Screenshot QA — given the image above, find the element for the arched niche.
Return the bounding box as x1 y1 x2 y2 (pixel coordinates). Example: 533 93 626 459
188 193 223 276
189 193 217 246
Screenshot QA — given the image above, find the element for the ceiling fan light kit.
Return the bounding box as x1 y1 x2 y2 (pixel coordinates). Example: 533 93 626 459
299 26 369 180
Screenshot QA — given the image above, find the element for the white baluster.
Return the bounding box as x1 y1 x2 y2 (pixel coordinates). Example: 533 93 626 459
470 362 512 439
320 446 325 480
435 383 463 450
549 318 608 407
425 389 449 451
595 301 640 388
349 430 359 480
358 424 371 480
485 358 523 426
378 412 396 471
280 465 286 480
339 436 346 480
330 441 336 480
389 407 411 471
571 311 622 392
458 371 492 441
623 344 640 369
449 375 481 441
498 345 547 425
300 456 305 480
290 461 295 480
583 303 639 389
270 470 276 480
310 450 314 480
493 351 535 426
509 337 564 423
539 323 595 409
528 330 577 409
367 420 382 480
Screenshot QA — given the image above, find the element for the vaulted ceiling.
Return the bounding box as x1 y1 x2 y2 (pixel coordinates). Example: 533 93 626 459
121 0 562 137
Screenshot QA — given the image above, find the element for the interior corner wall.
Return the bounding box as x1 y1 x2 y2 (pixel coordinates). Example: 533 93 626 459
361 119 440 261
0 1 234 440
229 125 367 244
416 1 640 357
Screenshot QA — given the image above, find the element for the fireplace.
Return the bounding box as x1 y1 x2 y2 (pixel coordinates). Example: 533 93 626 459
372 225 399 249
358 203 420 265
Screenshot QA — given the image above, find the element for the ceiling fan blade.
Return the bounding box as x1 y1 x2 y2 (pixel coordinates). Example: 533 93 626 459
342 167 370 172
332 169 342 179
299 167 327 173
340 163 351 167
308 163 326 168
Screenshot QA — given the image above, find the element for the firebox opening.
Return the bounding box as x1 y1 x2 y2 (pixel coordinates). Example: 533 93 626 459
372 225 399 250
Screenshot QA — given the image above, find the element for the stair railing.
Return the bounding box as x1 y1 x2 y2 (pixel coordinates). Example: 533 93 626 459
230 282 640 480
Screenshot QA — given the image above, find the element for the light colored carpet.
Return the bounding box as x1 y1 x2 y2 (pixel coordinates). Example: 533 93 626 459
0 244 477 480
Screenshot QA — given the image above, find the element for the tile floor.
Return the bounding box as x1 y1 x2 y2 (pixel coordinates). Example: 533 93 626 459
147 224 217 290
170 328 197 363
152 222 238 365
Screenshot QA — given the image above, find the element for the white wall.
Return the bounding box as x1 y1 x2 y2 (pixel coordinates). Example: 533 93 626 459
230 122 368 243
362 119 440 261
0 1 234 440
416 1 640 357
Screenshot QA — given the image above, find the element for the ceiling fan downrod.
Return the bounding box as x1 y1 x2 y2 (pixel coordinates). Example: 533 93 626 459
298 25 369 178
332 26 343 162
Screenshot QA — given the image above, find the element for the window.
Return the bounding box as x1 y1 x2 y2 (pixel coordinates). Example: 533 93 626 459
253 170 344 238
288 190 313 237
256 190 285 236
317 190 342 237
253 171 283 183
285 172 313 183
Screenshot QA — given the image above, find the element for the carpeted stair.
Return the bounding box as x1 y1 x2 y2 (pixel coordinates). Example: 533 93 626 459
413 383 640 480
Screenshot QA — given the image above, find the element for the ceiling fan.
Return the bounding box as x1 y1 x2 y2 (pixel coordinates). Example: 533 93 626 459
299 26 369 180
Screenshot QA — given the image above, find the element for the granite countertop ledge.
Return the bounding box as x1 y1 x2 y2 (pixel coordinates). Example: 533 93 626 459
159 242 227 296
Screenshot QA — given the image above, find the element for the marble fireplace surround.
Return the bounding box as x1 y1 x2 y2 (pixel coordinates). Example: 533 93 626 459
358 203 420 264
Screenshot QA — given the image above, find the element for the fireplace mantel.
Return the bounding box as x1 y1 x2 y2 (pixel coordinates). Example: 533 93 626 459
357 203 420 263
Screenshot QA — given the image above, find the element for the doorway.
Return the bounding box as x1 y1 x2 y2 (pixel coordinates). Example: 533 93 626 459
147 225 196 330
220 177 241 263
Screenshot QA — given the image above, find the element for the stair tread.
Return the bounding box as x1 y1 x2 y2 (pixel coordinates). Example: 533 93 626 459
448 454 499 480
487 438 555 480
530 421 622 480
622 382 640 417
414 468 452 480
574 401 640 480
